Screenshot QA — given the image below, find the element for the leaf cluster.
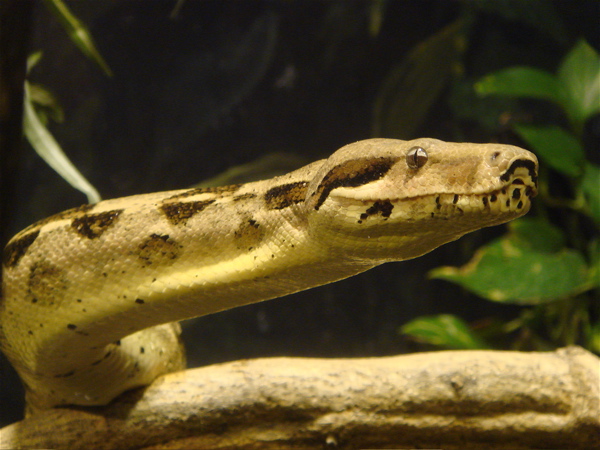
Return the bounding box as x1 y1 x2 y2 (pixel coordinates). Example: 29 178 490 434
403 40 599 353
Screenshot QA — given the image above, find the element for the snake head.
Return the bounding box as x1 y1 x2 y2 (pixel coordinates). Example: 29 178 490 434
305 138 538 261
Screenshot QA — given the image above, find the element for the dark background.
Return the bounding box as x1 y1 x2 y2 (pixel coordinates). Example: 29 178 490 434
1 0 598 426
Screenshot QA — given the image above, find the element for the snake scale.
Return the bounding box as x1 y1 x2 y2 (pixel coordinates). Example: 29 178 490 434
0 138 538 413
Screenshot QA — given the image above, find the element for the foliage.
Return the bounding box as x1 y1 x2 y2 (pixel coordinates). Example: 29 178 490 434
402 39 599 353
24 0 109 203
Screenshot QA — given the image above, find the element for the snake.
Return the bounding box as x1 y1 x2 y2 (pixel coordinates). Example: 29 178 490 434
0 138 538 414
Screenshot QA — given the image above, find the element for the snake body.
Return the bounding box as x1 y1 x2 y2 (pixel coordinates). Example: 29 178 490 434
0 138 538 412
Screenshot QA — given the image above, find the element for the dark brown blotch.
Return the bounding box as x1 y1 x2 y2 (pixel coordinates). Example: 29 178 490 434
27 260 68 307
3 230 40 268
20 204 95 233
264 181 309 210
71 209 124 239
234 217 264 248
54 369 75 378
160 200 215 225
313 157 398 211
233 193 257 202
137 233 181 265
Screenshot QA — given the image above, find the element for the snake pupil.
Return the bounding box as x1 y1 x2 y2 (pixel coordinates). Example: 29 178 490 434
407 146 428 169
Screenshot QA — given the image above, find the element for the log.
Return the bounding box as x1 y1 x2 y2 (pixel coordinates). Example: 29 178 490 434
1 346 598 450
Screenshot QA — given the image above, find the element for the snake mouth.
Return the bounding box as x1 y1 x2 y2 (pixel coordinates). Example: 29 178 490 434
351 163 537 226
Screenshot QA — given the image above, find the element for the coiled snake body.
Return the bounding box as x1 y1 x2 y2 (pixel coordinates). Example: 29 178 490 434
0 138 538 413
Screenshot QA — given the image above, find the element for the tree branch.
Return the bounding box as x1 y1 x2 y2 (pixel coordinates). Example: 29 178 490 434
2 346 598 449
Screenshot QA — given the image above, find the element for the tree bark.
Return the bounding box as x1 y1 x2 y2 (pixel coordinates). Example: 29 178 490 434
1 346 598 450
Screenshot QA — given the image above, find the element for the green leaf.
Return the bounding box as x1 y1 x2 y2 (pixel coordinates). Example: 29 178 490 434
28 82 65 124
26 51 43 73
400 314 489 349
557 40 600 130
508 217 565 252
475 66 564 104
581 162 600 223
42 0 112 77
430 231 590 305
514 124 585 177
23 82 101 204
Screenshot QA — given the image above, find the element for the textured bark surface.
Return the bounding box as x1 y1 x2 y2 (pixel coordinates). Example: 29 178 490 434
1 346 598 450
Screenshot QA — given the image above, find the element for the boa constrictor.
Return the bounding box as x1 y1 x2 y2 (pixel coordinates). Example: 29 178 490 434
1 138 538 413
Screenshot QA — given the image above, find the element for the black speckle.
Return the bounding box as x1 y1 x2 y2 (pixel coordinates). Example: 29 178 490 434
31 298 38 304
506 199 511 207
135 298 145 304
28 330 33 335
490 194 497 203
140 347 145 354
517 201 523 209
453 195 459 204
482 197 489 207
67 324 77 330
512 189 521 200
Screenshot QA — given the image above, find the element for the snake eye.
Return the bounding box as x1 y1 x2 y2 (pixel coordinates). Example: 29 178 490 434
406 146 428 169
